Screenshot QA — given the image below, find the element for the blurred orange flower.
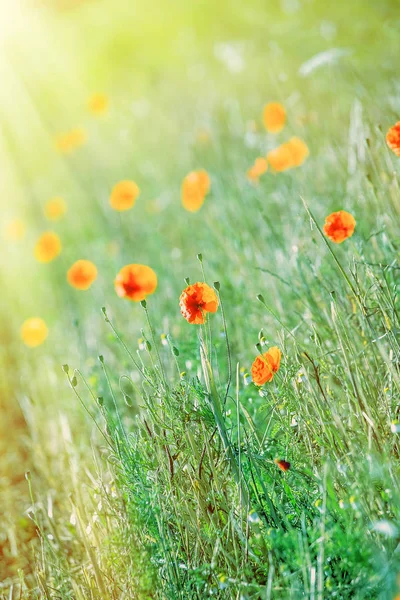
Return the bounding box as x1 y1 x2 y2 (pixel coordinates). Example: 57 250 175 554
21 317 48 347
34 232 62 263
287 137 309 167
55 128 87 154
115 264 157 301
4 219 26 241
323 210 356 243
386 122 400 156
267 137 309 172
275 458 291 472
179 282 219 324
45 197 67 221
110 180 140 211
181 169 211 212
267 144 293 172
251 346 281 385
247 157 268 182
88 93 109 115
67 260 98 290
263 102 286 133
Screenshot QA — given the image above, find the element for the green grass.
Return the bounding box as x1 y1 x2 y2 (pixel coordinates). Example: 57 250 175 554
1 1 400 598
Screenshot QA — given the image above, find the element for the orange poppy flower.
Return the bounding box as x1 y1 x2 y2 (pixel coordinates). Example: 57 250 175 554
115 264 157 301
323 210 356 243
181 169 211 212
267 137 309 172
263 102 286 133
196 169 211 195
179 282 219 324
286 137 309 167
386 122 400 156
21 317 48 347
44 197 67 221
67 260 98 290
87 93 109 115
251 346 281 385
275 458 291 472
4 219 26 241
34 232 62 263
110 180 140 211
55 128 87 154
267 144 294 172
247 157 268 182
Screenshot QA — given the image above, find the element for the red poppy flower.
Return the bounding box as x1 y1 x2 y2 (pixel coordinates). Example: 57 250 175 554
247 157 268 182
34 232 62 263
21 318 48 347
110 180 140 211
275 459 290 472
179 282 219 324
251 346 281 385
115 264 157 301
323 210 356 243
263 102 286 133
386 122 400 156
67 260 98 290
181 170 211 212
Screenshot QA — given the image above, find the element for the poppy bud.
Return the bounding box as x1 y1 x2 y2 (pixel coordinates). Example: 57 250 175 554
123 394 132 407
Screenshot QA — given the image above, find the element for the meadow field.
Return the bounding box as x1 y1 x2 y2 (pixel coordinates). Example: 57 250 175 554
1 1 400 598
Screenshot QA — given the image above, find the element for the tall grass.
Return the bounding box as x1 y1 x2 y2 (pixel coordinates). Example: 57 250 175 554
68 216 399 598
55 175 400 597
